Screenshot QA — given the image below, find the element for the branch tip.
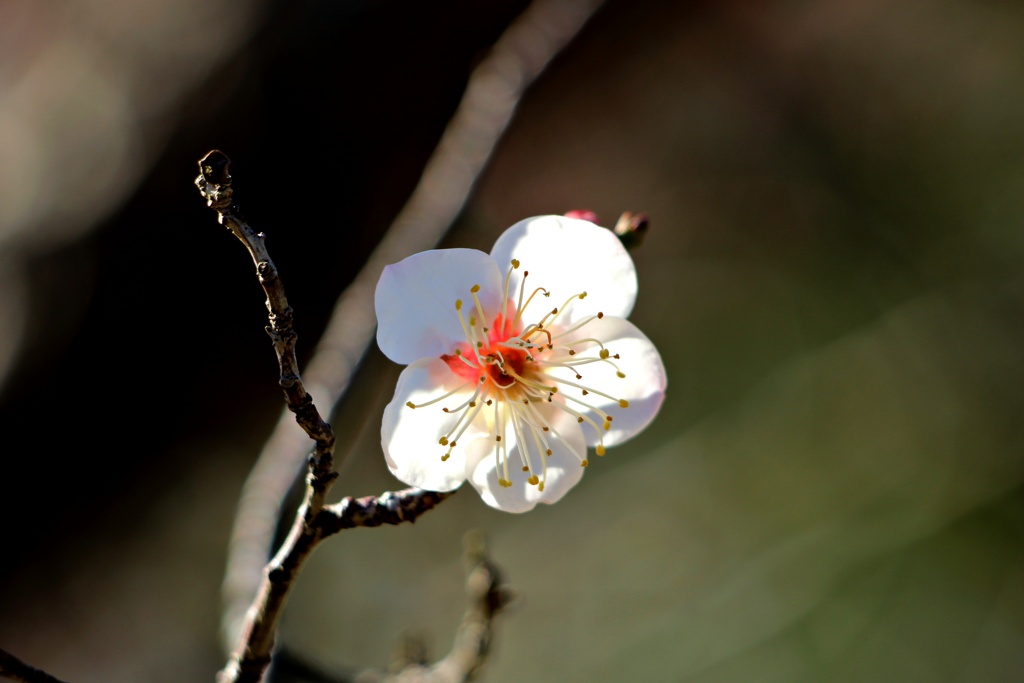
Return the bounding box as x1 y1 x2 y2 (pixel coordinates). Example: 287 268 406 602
199 149 232 185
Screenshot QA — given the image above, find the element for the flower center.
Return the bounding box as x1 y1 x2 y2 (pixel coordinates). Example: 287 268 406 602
440 311 528 390
405 259 631 492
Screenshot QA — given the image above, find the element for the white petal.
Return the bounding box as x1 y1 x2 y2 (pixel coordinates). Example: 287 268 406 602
375 248 504 365
546 315 666 448
381 358 487 492
489 216 637 325
467 409 588 513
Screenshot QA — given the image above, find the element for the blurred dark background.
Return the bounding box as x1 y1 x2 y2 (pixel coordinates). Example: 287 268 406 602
2 1 1023 681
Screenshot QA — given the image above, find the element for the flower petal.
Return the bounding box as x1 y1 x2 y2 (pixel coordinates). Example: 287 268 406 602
467 411 587 513
548 315 666 447
381 357 486 492
490 216 637 324
375 248 504 365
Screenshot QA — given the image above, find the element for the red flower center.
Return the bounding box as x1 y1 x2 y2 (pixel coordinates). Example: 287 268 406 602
441 308 529 390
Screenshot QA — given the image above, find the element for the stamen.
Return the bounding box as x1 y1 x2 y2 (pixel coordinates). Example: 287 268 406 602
508 402 535 480
441 377 487 413
470 284 489 329
523 402 586 464
512 281 550 329
455 300 485 363
519 325 553 349
549 375 627 406
527 421 551 492
551 312 605 341
516 271 529 326
441 384 489 445
503 365 557 395
405 380 475 409
559 392 615 426
544 350 627 378
500 259 520 333
493 398 512 487
550 399 608 453
541 292 587 330
454 351 479 369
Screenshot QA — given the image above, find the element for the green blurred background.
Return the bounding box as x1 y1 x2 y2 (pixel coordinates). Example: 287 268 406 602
1 1 1023 681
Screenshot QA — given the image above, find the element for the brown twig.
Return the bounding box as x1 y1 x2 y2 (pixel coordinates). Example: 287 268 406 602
195 150 337 478
265 533 510 683
0 648 70 683
317 488 454 534
196 152 454 683
197 149 337 683
354 534 512 683
221 0 609 650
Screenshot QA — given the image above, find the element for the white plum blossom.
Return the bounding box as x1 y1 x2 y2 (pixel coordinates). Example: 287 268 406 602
374 215 667 512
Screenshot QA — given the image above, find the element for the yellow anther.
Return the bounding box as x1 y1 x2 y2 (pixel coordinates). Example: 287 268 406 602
469 316 476 326
603 422 611 431
439 437 449 446
471 284 481 293
455 299 463 310
616 371 626 378
619 399 629 408
579 292 587 299
600 349 610 359
581 459 590 467
528 475 540 486
596 445 606 456
511 259 520 268
441 454 450 462
538 482 545 492
406 401 416 409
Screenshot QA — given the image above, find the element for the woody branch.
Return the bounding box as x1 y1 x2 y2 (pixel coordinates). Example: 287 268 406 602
195 151 455 683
